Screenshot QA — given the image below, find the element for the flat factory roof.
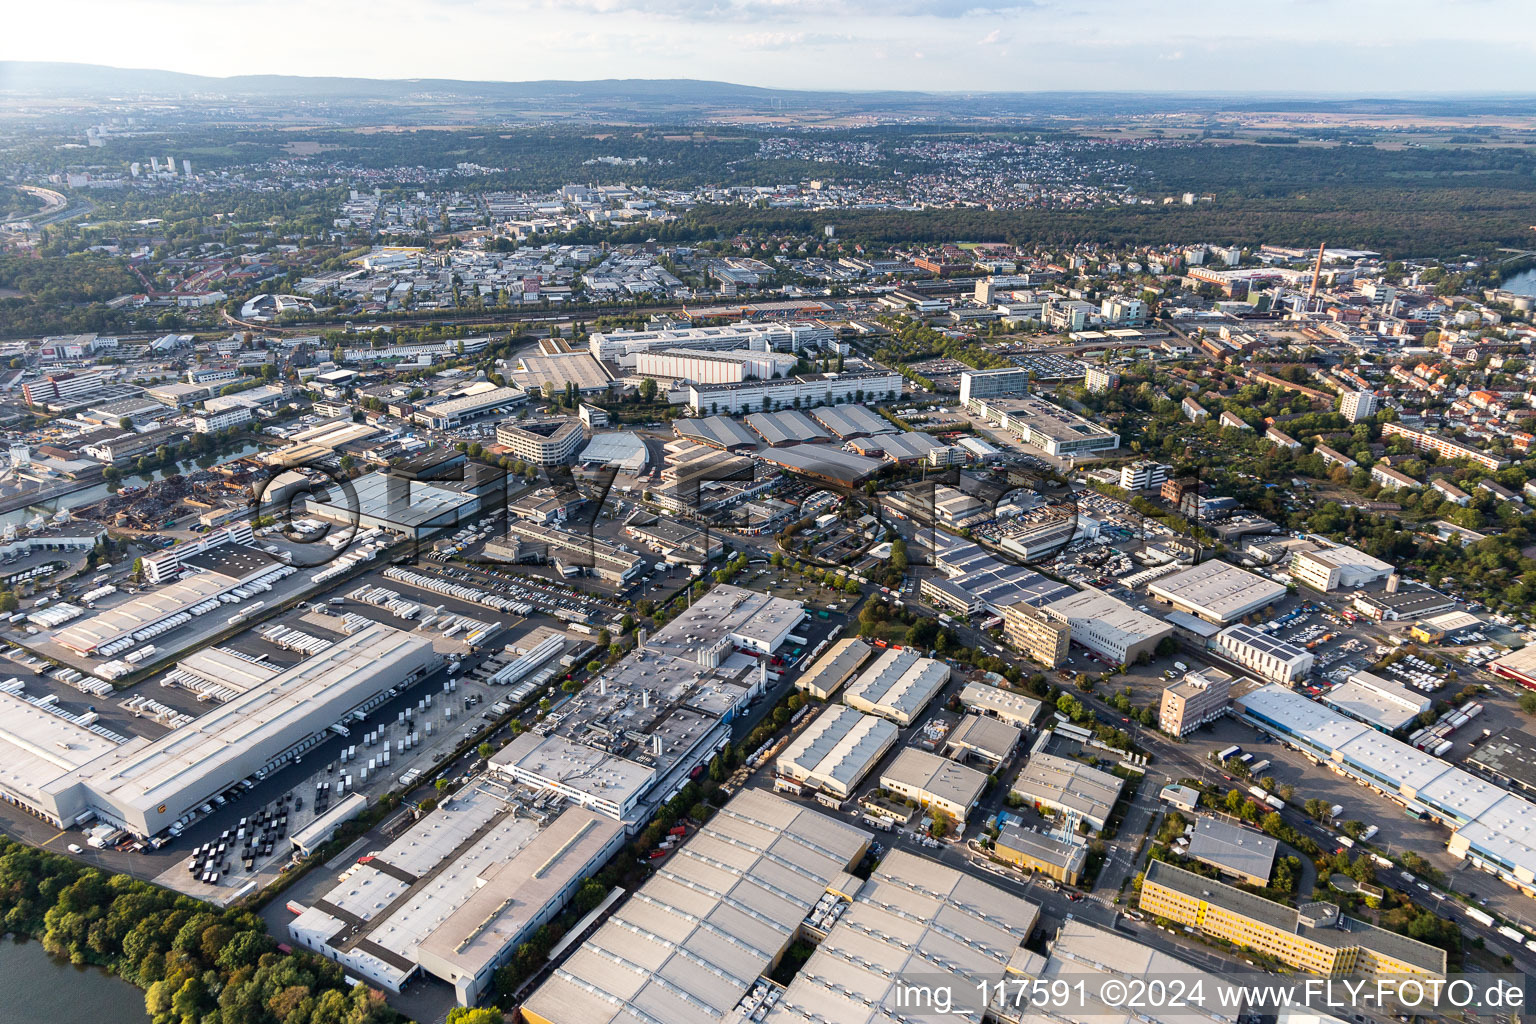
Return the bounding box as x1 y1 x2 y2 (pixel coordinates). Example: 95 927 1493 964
1148 560 1287 624
1185 816 1279 881
776 705 898 795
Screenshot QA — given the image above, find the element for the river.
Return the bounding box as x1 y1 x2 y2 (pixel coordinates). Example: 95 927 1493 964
0 441 265 531
0 937 148 1024
1503 267 1536 297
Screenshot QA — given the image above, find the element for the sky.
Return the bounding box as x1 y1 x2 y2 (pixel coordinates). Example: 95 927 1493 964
4 0 1536 93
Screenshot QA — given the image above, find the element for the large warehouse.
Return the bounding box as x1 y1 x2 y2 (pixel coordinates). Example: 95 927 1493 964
291 789 623 1006
776 704 898 799
1040 588 1172 666
520 789 1039 1024
1235 683 1536 898
879 747 989 825
55 622 437 836
841 648 950 725
1010 750 1125 833
1147 560 1287 625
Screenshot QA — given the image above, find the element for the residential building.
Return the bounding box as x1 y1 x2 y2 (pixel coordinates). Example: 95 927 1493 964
1382 421 1507 470
193 406 252 433
1084 365 1120 393
1341 390 1379 423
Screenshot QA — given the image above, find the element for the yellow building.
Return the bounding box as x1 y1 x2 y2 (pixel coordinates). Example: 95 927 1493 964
1001 601 1071 669
993 823 1086 885
1139 861 1445 978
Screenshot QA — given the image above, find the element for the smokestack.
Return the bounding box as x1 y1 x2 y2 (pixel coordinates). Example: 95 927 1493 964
637 628 647 652
641 689 650 709
1307 242 1327 305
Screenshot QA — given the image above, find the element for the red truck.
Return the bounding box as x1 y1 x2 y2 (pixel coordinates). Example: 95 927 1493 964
669 825 687 837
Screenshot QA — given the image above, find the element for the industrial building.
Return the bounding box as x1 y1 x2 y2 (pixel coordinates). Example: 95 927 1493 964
745 409 831 446
846 431 945 464
1235 683 1536 899
15 623 437 836
1159 666 1234 737
1016 919 1243 1024
958 681 1043 730
1290 542 1395 593
1139 861 1446 977
634 347 796 384
1010 751 1124 834
1147 560 1287 625
943 713 1021 768
589 321 816 366
489 733 654 823
795 638 873 700
921 561 1073 619
54 542 287 655
879 747 988 825
495 418 585 466
519 788 875 1024
764 848 1038 1024
1466 731 1536 796
1214 623 1315 685
1184 816 1279 885
1040 588 1172 666
1001 601 1072 668
1322 671 1431 733
290 789 624 1006
412 384 528 429
487 520 645 583
506 350 613 394
992 823 1087 884
967 395 1121 459
685 370 902 415
670 414 762 451
841 648 950 726
304 470 480 540
753 443 885 487
775 705 898 800
809 404 895 440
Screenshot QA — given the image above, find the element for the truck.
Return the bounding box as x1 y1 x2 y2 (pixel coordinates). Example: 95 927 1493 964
1329 804 1344 818
1498 925 1526 944
1264 794 1285 811
1248 786 1269 801
1216 745 1241 762
1249 759 1271 775
1467 907 1496 928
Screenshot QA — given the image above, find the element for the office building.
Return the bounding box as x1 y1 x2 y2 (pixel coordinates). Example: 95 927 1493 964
1341 390 1379 423
1040 589 1172 666
879 747 988 825
1001 601 1071 668
1147 560 1287 625
1140 861 1445 978
958 366 1032 405
1010 751 1124 834
1119 460 1169 491
1159 667 1234 737
1214 624 1314 685
495 418 585 465
1290 543 1394 593
775 704 898 800
634 347 797 384
1084 365 1120 393
1185 816 1279 885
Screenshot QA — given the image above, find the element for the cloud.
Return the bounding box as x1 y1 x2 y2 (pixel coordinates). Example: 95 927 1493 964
541 0 1040 19
728 29 854 48
978 28 1002 44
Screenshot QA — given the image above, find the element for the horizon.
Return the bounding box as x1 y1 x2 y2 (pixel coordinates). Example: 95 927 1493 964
3 0 1536 94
